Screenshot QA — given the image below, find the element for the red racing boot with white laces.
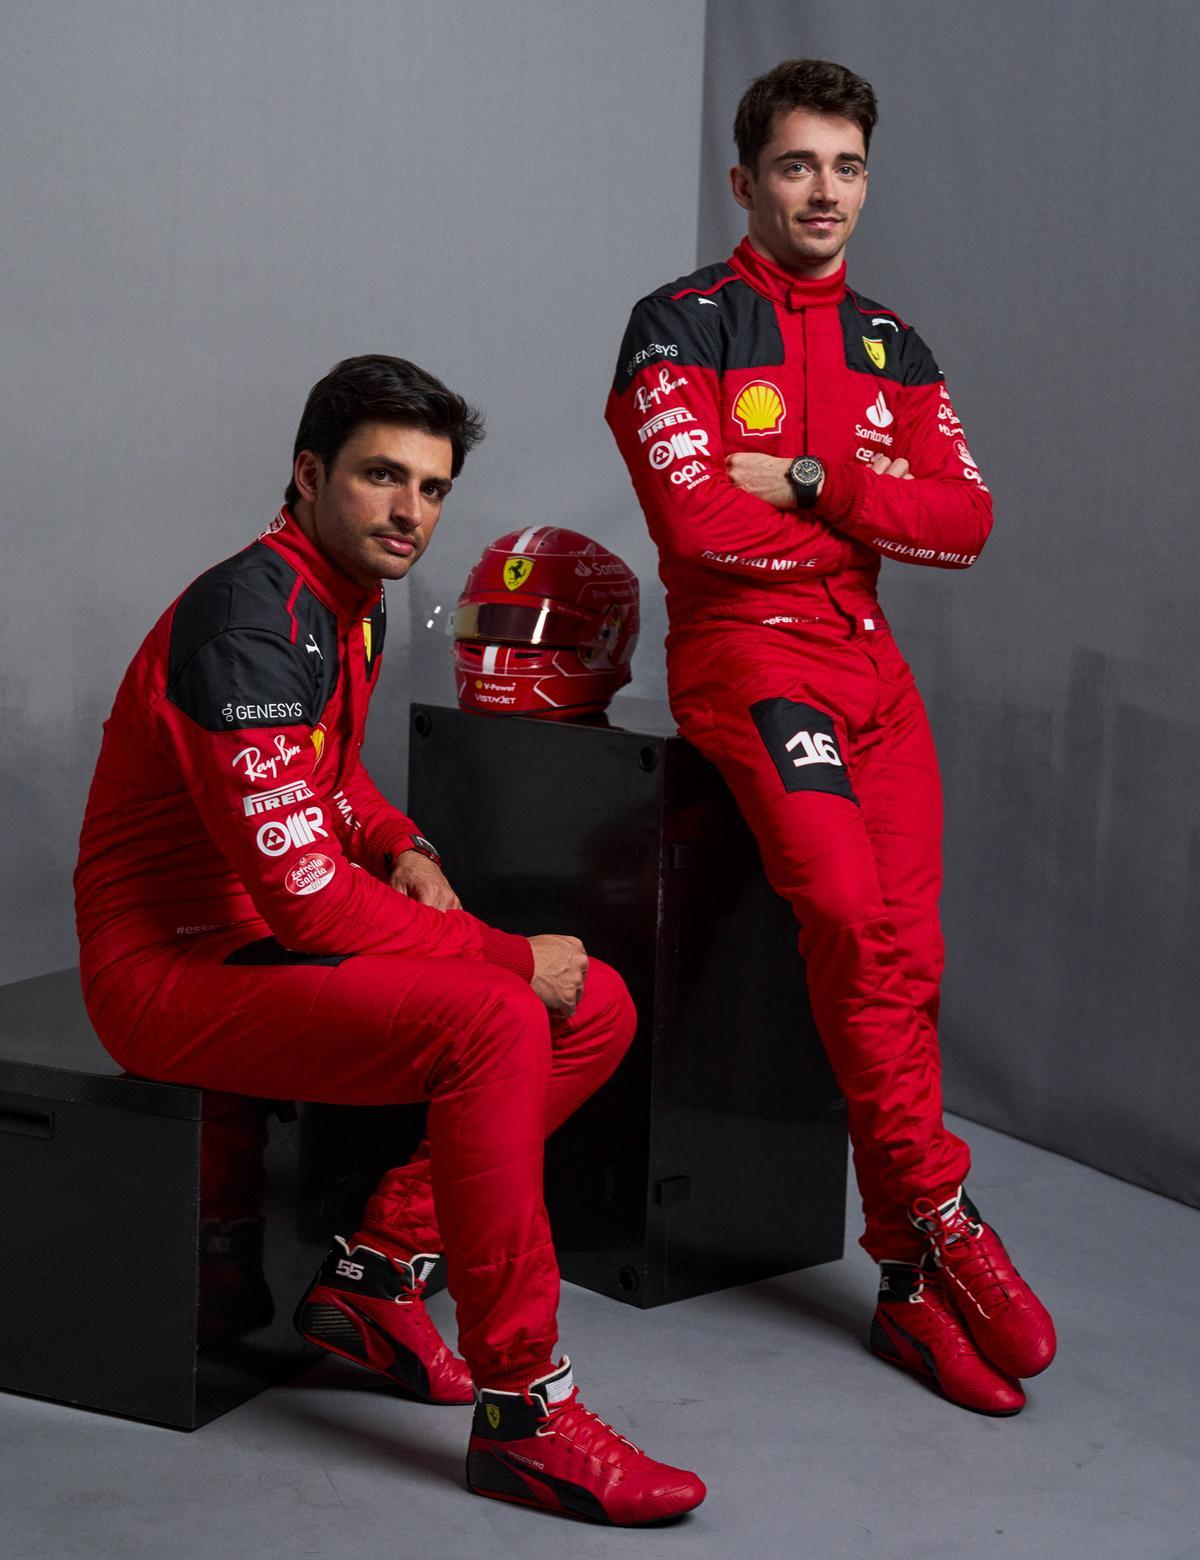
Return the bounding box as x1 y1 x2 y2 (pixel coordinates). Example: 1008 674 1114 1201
467 1359 706 1525
870 1256 1025 1415
911 1188 1057 1379
294 1237 473 1404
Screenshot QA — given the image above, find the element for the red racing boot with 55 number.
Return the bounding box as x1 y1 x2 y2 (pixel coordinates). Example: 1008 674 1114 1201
912 1187 1057 1379
294 1237 473 1404
870 1256 1025 1416
467 1359 706 1525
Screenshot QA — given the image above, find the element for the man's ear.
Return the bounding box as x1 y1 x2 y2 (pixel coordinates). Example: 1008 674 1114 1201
292 450 322 503
729 162 755 213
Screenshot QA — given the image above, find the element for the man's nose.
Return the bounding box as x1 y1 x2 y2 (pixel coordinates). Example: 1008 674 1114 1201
809 169 838 204
391 481 422 524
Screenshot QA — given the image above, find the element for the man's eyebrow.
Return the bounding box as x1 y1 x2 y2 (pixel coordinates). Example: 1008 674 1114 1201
774 148 866 167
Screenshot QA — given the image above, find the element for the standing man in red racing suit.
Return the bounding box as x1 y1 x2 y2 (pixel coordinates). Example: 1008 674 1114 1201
606 60 1056 1416
75 355 705 1525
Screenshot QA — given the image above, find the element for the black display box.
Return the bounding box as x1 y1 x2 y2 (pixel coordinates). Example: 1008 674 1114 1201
0 971 426 1428
407 698 847 1308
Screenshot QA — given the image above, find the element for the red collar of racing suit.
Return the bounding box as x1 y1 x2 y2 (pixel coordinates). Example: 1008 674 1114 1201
728 237 847 312
259 506 381 622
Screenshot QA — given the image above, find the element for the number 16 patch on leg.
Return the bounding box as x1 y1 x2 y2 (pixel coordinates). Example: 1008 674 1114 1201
748 698 858 804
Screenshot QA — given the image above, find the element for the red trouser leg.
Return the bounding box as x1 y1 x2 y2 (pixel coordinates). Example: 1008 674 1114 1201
848 635 958 1255
87 939 633 1383
671 623 969 1261
352 958 636 1260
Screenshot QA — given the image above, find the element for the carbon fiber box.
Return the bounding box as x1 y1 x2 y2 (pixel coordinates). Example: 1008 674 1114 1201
0 973 426 1428
407 698 847 1308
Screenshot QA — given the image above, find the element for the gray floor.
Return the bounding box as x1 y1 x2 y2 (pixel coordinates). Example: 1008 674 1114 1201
3 1116 1199 1560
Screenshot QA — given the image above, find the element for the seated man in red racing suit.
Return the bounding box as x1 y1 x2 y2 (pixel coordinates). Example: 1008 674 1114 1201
606 60 1056 1416
75 354 705 1525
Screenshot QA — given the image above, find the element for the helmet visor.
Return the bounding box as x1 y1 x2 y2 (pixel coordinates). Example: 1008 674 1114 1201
454 599 596 647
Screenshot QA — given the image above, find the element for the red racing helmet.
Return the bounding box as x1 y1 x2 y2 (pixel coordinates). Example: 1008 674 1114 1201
454 527 639 719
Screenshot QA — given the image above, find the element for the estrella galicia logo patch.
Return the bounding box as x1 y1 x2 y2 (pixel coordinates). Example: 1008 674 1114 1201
749 698 858 803
503 557 534 591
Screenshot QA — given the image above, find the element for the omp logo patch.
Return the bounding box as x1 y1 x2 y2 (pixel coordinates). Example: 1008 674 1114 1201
749 698 858 803
503 557 534 591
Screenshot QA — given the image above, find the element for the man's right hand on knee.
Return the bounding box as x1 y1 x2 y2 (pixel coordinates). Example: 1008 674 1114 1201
528 935 588 1015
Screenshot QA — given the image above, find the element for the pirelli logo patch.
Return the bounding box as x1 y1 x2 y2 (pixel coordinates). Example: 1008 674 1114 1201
749 698 857 803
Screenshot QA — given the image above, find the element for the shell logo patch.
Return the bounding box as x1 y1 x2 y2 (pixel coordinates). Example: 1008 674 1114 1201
863 337 887 370
732 380 786 436
310 724 326 767
486 1403 502 1429
503 557 534 591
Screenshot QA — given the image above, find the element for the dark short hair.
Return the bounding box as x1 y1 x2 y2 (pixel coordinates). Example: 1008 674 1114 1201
734 58 878 174
285 354 484 506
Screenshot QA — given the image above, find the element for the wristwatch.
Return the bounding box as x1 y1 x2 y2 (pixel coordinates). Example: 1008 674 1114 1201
786 456 825 510
387 833 442 870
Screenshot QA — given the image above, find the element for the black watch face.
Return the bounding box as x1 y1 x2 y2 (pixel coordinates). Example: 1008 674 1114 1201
791 458 822 486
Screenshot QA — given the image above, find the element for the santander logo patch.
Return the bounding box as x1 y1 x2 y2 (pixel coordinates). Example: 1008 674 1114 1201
866 391 894 429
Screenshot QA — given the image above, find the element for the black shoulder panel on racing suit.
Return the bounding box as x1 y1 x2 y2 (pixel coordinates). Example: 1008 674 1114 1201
839 290 906 382
612 266 783 394
896 325 943 387
839 288 943 387
165 541 340 731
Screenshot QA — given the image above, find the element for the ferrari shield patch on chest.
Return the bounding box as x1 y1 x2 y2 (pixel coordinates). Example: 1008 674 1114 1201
862 337 887 370
503 557 535 591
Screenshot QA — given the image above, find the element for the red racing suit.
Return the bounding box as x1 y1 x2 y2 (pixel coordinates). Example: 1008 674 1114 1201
74 510 635 1382
605 239 991 1260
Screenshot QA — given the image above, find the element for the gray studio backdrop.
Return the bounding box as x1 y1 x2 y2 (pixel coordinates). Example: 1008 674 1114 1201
0 0 703 977
3 0 1197 1210
701 0 1200 1207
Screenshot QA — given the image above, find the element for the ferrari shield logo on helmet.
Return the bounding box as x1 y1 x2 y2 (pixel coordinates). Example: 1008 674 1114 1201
863 337 886 370
503 557 534 591
486 1403 501 1429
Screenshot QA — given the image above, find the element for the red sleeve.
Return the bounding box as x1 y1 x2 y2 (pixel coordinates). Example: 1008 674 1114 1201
330 758 423 879
815 365 993 571
605 294 852 580
153 628 533 979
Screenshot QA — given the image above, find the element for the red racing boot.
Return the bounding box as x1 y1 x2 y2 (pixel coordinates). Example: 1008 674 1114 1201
294 1237 473 1404
467 1359 706 1525
911 1188 1057 1378
870 1257 1025 1415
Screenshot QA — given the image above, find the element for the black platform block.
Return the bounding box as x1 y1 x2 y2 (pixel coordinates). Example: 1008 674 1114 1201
407 698 847 1308
0 970 425 1428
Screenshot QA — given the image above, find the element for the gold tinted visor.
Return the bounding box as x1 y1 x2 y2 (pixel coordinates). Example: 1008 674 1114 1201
454 600 594 647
